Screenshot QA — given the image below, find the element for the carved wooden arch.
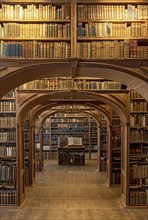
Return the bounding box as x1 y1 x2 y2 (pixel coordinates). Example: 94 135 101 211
31 103 111 128
0 61 148 100
17 90 129 127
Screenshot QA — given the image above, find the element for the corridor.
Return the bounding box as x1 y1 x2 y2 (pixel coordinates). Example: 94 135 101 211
0 160 147 220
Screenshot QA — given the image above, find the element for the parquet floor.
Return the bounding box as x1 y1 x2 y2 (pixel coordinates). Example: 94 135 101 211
0 159 147 220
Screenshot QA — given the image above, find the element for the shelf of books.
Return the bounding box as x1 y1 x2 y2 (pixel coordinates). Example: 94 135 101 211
111 113 121 185
100 118 108 171
0 1 71 59
43 117 51 160
47 112 98 160
24 115 31 186
0 90 18 205
129 90 148 207
90 117 98 160
19 78 126 92
0 1 148 60
35 117 42 172
50 112 89 159
77 3 148 59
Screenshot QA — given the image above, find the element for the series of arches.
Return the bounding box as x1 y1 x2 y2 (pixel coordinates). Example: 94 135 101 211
0 61 148 206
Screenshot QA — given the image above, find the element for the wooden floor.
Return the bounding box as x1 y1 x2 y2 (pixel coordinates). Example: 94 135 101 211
1 160 148 220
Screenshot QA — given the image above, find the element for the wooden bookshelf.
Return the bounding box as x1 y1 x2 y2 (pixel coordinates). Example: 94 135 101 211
129 90 148 207
35 112 98 161
100 118 108 171
0 90 18 205
0 1 71 59
24 115 32 186
111 113 121 185
0 1 147 60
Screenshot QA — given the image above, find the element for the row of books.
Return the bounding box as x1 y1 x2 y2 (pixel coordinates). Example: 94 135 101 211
112 172 121 184
131 164 148 179
129 189 147 206
54 113 88 117
77 41 148 59
0 23 71 38
0 164 17 181
51 105 90 110
51 118 88 122
130 130 148 142
90 152 98 160
0 3 71 20
77 4 148 20
0 132 16 142
35 159 41 172
1 3 148 21
43 151 50 160
24 142 30 150
25 169 30 186
0 116 16 128
130 101 148 112
19 79 122 90
77 22 148 38
24 131 30 140
130 90 143 99
0 146 16 157
51 127 89 132
1 40 147 59
130 114 148 127
0 101 16 112
52 123 89 128
2 90 15 99
0 22 148 39
0 191 17 205
130 146 148 156
0 40 71 58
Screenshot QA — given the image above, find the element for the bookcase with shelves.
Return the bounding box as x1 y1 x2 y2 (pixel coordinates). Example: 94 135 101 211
129 90 148 206
0 1 71 59
0 0 147 60
0 90 18 205
100 118 108 172
53 113 98 159
111 113 121 185
43 117 50 160
76 3 148 59
50 112 90 159
90 118 98 160
24 115 31 186
35 117 42 171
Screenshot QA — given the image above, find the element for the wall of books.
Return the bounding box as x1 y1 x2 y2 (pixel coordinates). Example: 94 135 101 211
35 112 98 161
18 78 124 91
0 1 147 59
129 90 148 206
0 90 18 205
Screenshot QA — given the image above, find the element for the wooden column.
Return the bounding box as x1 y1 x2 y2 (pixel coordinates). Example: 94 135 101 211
71 2 77 58
120 123 130 207
30 124 36 185
97 125 101 172
39 125 44 171
17 122 26 206
106 125 112 187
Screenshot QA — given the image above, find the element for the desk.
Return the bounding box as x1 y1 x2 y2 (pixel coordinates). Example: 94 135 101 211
58 146 85 165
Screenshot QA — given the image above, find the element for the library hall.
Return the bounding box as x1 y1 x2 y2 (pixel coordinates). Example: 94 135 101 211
0 0 148 220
